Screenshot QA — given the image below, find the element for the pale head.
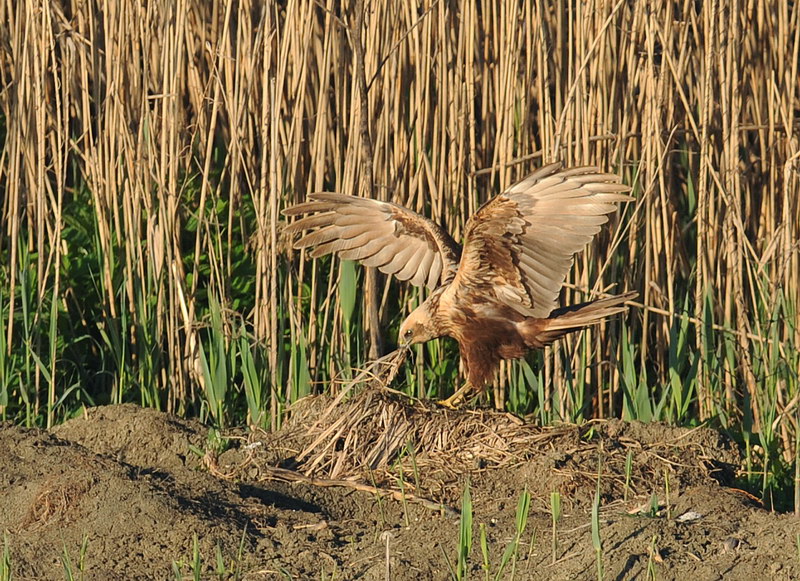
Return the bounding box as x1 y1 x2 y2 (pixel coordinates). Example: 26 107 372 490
398 292 443 347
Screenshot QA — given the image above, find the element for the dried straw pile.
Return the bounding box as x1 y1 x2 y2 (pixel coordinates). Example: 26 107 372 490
277 349 567 482
292 387 571 482
228 351 738 508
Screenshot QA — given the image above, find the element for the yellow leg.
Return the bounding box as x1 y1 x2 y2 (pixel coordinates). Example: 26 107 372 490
436 382 475 409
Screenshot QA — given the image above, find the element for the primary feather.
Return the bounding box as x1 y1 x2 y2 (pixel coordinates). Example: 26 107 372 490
283 194 460 290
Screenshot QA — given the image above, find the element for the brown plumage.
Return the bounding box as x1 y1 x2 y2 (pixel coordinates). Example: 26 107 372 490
283 162 637 406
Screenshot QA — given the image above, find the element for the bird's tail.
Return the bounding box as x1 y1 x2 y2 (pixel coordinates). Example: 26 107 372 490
521 291 638 348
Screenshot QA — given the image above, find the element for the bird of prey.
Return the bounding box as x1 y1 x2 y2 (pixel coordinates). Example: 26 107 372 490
283 162 637 407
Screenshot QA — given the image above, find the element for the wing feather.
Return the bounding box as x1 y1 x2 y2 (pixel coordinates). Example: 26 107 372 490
311 230 376 257
360 244 399 268
409 249 435 287
284 193 461 290
427 254 443 289
296 224 373 248
450 163 633 317
338 238 386 261
395 240 427 280
381 243 420 275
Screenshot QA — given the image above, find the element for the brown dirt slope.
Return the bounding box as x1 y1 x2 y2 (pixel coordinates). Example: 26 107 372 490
0 400 797 580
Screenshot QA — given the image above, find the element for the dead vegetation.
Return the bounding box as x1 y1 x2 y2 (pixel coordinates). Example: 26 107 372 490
21 480 91 531
217 379 740 511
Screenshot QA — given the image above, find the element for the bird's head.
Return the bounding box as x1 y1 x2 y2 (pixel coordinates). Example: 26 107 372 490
398 295 440 347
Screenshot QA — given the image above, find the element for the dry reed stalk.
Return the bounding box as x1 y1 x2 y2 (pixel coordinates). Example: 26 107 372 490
351 0 382 359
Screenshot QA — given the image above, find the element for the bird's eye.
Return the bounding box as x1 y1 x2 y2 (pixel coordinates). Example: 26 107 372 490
404 329 413 338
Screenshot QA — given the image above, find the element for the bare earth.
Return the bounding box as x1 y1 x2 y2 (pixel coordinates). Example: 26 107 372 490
1 397 798 580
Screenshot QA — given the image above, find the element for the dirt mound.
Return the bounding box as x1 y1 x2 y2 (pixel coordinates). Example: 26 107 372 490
0 422 251 579
1 400 798 580
52 404 209 473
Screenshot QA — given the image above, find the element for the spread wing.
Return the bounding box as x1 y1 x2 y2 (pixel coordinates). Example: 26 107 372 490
283 193 461 289
450 163 633 318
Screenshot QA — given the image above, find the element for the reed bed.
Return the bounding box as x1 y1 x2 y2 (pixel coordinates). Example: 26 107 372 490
0 0 798 506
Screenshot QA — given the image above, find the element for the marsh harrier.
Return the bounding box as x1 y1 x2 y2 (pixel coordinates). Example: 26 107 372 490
284 163 637 406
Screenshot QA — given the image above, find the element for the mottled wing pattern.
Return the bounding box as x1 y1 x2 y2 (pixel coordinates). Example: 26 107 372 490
283 193 461 290
451 163 633 318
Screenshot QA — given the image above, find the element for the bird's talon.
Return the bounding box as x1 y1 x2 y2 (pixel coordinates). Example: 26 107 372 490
436 394 465 409
436 383 473 409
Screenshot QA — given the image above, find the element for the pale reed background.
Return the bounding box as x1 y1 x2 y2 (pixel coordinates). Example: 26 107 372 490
1 0 798 487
